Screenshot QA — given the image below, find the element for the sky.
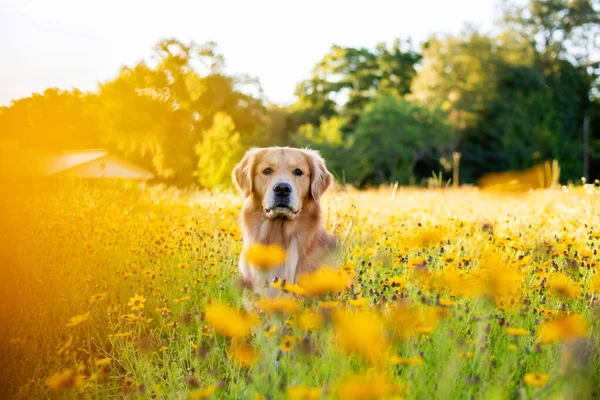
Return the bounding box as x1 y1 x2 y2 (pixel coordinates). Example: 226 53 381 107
0 0 503 107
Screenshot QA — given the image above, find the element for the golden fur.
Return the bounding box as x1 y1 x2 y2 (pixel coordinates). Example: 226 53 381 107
232 147 336 292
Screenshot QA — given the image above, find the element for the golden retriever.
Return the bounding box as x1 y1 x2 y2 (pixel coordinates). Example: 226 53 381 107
232 147 336 292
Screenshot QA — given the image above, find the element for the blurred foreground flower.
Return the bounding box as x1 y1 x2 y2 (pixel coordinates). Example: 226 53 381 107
189 385 215 399
297 266 351 296
333 309 388 363
287 386 321 400
246 243 286 269
537 314 588 345
229 343 259 366
391 355 424 366
258 296 300 314
45 369 83 390
547 274 581 299
334 374 406 400
205 302 257 338
524 373 550 388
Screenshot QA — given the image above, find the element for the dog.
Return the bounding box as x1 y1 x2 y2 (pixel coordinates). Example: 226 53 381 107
232 146 336 292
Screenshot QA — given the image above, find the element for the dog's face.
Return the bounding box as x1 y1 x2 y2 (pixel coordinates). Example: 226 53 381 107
233 147 333 219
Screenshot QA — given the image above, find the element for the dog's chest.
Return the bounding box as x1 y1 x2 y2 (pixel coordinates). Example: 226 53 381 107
256 218 289 245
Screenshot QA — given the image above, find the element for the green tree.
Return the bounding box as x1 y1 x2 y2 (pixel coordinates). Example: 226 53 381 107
95 38 266 184
293 40 421 132
346 94 453 186
194 112 245 189
0 88 100 149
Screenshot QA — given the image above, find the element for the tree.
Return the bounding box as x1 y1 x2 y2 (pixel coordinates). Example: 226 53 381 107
95 38 266 184
346 94 453 186
0 88 100 149
293 40 421 132
194 113 245 189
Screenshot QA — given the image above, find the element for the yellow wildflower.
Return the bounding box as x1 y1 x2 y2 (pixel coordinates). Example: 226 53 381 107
505 327 529 336
287 386 321 400
205 302 257 338
524 373 550 388
537 314 588 344
332 309 388 363
298 266 352 296
257 296 300 314
189 385 215 399
45 369 83 390
334 374 406 400
229 343 259 366
547 274 581 299
246 243 286 269
390 355 424 365
127 294 147 311
65 312 91 328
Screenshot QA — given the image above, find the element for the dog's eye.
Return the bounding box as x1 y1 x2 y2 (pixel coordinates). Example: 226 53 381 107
293 169 303 176
263 167 273 175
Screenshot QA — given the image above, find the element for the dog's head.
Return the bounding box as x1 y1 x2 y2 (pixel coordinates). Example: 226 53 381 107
233 147 333 219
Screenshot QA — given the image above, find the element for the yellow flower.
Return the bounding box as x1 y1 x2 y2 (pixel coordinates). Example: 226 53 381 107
271 280 306 295
94 358 111 367
265 325 277 338
384 276 408 288
65 312 91 328
508 344 517 351
524 373 550 388
127 294 147 311
390 355 424 365
334 374 406 400
459 351 473 359
110 331 133 338
281 335 297 351
332 309 388 363
387 304 446 340
246 243 286 270
120 314 153 324
537 313 588 344
229 343 259 366
45 369 83 390
318 300 339 309
589 274 600 294
439 298 456 307
189 385 215 399
287 386 321 400
505 327 529 336
297 266 352 296
348 297 369 307
294 310 324 331
547 274 581 299
88 292 107 304
257 296 300 314
175 296 191 303
205 302 257 338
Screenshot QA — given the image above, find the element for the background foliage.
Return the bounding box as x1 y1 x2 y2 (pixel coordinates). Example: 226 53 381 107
1 0 599 187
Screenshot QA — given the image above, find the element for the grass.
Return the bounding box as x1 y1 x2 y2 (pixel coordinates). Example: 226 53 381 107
1 180 599 399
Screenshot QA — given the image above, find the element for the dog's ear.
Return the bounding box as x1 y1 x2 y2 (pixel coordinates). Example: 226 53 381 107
304 149 333 202
233 148 264 197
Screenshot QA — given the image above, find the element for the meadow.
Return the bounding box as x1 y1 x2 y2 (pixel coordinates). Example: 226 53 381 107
1 181 600 399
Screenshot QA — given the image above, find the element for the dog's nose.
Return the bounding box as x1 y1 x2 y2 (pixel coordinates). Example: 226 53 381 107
273 182 292 197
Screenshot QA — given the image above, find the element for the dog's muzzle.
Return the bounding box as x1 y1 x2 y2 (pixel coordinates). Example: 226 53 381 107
265 182 298 218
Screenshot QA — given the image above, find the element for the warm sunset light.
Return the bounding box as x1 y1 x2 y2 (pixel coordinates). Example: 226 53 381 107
1 0 600 399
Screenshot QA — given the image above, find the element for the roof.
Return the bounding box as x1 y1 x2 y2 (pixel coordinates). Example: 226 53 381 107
0 145 154 180
40 150 108 175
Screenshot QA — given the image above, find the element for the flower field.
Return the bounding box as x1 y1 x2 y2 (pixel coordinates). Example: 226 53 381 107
1 181 600 399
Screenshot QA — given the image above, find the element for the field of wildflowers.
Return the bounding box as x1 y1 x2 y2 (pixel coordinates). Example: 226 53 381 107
1 181 599 399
